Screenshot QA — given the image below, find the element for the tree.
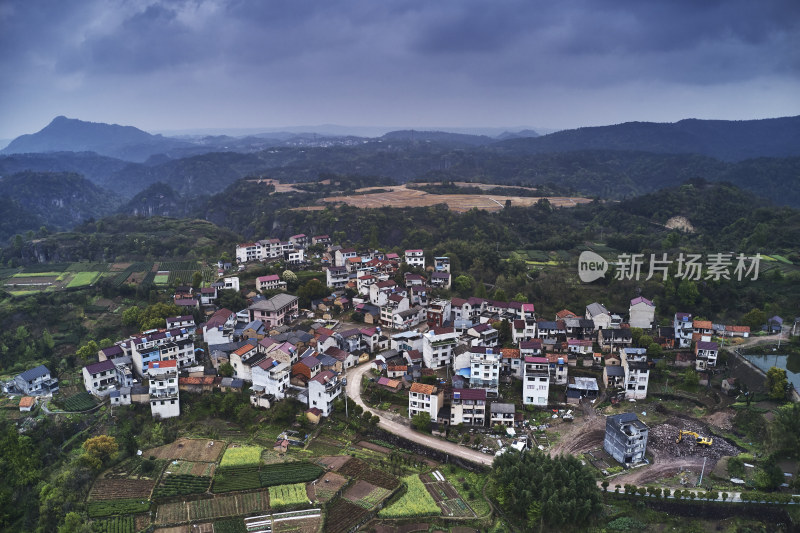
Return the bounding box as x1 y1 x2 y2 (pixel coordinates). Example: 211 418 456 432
76 341 99 361
683 368 699 388
454 274 473 294
630 327 644 346
677 279 699 307
191 271 203 289
219 362 234 377
494 289 507 302
765 366 787 401
411 412 432 433
217 289 247 311
648 342 663 358
82 435 118 470
282 270 298 291
768 402 800 451
742 308 767 330
122 306 142 327
638 335 653 348
297 278 329 308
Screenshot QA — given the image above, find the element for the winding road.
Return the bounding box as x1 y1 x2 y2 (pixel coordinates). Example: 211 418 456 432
345 362 494 466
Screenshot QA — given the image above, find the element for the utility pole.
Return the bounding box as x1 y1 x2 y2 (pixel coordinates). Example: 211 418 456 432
698 456 707 487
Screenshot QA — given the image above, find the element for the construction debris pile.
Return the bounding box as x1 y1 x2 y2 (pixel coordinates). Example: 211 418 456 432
648 418 741 462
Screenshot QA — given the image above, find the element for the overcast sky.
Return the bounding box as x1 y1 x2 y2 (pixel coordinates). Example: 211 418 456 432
1 0 798 139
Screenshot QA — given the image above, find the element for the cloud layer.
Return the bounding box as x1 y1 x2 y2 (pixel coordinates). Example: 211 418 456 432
1 0 798 138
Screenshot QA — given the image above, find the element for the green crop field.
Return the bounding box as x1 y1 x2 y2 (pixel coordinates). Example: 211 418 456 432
87 498 150 518
377 475 439 519
152 474 211 499
259 462 324 487
268 483 309 508
220 446 262 467
60 392 98 411
213 466 262 493
153 273 169 285
90 515 135 533
67 271 102 288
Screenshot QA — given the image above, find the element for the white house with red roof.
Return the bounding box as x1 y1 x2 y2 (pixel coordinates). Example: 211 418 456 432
257 274 287 292
404 249 425 268
307 370 342 417
629 296 656 329
236 242 263 263
148 360 180 419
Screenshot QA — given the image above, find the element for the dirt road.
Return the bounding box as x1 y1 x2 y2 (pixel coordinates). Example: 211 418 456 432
345 363 494 466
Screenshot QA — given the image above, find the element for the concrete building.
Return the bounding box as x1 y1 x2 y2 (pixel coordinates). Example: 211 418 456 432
404 249 425 268
674 312 693 348
14 365 58 395
629 297 655 329
586 302 612 330
248 293 299 327
621 348 650 400
422 327 459 370
148 360 180 419
450 388 487 426
604 413 649 465
523 356 550 406
490 402 516 427
408 382 442 420
469 349 501 396
307 370 341 417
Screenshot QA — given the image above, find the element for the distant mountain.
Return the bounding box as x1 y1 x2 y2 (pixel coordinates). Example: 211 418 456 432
494 116 800 162
119 182 204 218
0 151 130 184
0 116 196 162
495 129 540 140
0 171 120 241
381 130 494 147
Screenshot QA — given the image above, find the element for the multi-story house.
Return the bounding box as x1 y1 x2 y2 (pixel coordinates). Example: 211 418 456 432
422 327 459 369
430 272 451 290
674 312 693 348
563 317 596 340
312 235 331 246
604 413 649 465
434 256 450 272
307 370 341 417
82 360 120 396
325 266 349 289
450 388 487 426
629 297 656 329
148 360 180 419
695 341 719 370
512 319 537 343
357 274 377 295
523 356 550 406
257 274 287 292
289 233 308 248
236 242 263 263
693 320 713 343
490 402 516 428
130 327 195 378
248 294 299 327
467 323 499 347
567 339 593 355
203 308 236 345
14 365 58 395
404 249 425 268
166 315 195 329
598 328 633 352
469 350 500 396
519 338 543 358
252 357 290 400
500 348 523 378
334 248 358 267
426 299 452 329
408 382 442 420
620 348 650 400
546 353 568 385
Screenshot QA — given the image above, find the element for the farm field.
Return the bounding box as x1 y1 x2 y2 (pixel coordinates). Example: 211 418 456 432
89 478 156 501
343 479 391 509
90 514 135 532
87 498 151 518
212 465 261 493
268 483 310 508
307 471 347 503
260 461 325 487
152 475 211 499
377 475 439 519
145 438 225 462
295 184 591 212
162 460 216 477
324 499 369 533
336 458 400 490
58 391 99 411
420 471 476 518
154 490 270 524
220 445 262 467
66 271 102 288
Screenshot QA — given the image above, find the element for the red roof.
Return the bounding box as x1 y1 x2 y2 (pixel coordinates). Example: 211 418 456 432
149 360 177 369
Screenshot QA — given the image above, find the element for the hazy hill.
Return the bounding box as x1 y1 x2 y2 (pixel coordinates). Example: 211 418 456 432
494 116 800 161
380 130 495 147
1 116 195 162
0 171 120 241
0 151 130 184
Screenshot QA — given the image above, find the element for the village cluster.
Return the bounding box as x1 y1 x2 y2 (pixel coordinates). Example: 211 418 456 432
6 233 788 468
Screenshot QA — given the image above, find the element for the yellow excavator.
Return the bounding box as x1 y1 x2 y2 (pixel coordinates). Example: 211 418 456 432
676 429 713 446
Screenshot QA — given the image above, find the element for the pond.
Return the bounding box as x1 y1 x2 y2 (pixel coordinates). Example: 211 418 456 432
742 352 800 391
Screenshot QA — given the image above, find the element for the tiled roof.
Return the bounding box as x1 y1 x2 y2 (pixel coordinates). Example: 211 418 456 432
19 396 36 408
84 359 116 374
500 348 520 359
409 382 436 395
693 320 713 329
149 360 177 369
630 296 655 307
18 365 50 381
452 388 486 400
309 370 337 384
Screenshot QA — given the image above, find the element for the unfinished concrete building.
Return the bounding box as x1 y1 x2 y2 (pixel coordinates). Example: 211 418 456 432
604 412 649 465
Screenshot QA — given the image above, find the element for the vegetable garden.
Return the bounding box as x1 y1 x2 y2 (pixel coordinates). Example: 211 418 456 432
87 498 150 518
89 479 156 501
59 391 98 411
377 475 440 519
337 458 400 490
220 445 262 467
213 461 324 492
324 500 368 533
152 474 211 499
155 490 270 524
90 515 135 533
268 483 310 509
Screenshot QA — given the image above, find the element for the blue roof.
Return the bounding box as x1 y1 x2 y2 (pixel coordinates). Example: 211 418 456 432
18 364 50 381
457 368 471 378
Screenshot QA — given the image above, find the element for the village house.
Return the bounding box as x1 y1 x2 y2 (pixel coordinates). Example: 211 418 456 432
178 376 217 394
292 354 322 383
82 359 130 396
377 376 402 392
312 235 331 246
289 233 308 248
567 339 593 355
203 308 237 345
242 320 267 341
248 293 299 327
567 376 599 403
450 388 487 426
469 349 501 396
430 271 451 290
257 274 287 292
236 242 263 263
19 396 36 412
673 312 693 348
230 342 260 381
563 317 596 340
523 356 550 406
334 248 358 267
598 328 633 352
408 382 442 420
166 315 195 329
500 348 523 379
692 320 713 343
148 360 180 419
519 338 543 358
489 402 516 427
695 341 719 370
198 287 218 306
426 299 452 329
130 327 195 378
14 365 58 395
512 318 537 343
546 353 568 385
536 321 563 342
325 266 349 289
252 357 290 400
621 348 650 400
467 323 499 347
434 256 450 272
404 249 425 268
422 327 459 369
586 302 612 330
628 296 655 329
307 370 342 417
604 412 649 465
603 365 625 391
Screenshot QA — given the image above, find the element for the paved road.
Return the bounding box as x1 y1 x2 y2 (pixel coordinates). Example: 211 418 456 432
345 363 494 466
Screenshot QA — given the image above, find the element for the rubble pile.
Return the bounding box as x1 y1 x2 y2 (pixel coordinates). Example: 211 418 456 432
647 418 741 461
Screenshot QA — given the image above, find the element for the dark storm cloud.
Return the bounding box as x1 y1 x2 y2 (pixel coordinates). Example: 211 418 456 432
0 0 798 138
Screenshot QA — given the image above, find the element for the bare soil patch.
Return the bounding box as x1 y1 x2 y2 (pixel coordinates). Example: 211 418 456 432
273 515 323 533
89 478 155 500
144 438 225 462
344 479 379 500
308 471 347 503
316 455 351 470
295 184 591 212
